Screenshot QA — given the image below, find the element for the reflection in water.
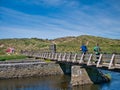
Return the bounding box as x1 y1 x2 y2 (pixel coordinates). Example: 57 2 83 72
0 75 99 90
0 70 120 90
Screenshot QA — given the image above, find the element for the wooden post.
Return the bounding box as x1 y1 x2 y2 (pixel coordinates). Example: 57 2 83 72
54 53 58 60
42 53 44 58
96 54 103 67
45 52 48 58
43 53 45 58
48 53 51 59
47 53 49 59
40 53 43 58
42 52 44 58
108 54 115 69
62 53 66 61
79 53 84 64
45 53 48 58
87 54 93 66
67 53 71 62
51 53 54 60
44 52 46 58
58 53 62 61
72 53 77 63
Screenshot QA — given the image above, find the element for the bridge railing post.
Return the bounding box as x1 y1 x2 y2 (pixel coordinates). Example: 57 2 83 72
96 54 103 67
72 53 77 63
48 53 51 59
43 53 45 58
39 52 41 58
67 53 71 62
54 53 58 60
42 52 45 58
43 52 45 58
58 53 62 61
44 52 47 58
79 53 84 64
42 53 44 58
41 53 43 58
45 52 49 58
108 54 115 69
40 53 43 58
50 53 53 59
51 53 54 60
30 51 34 57
62 53 66 61
87 54 93 66
53 53 57 60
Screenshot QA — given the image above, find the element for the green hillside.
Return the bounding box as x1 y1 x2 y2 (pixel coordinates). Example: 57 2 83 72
55 35 120 53
0 38 50 55
0 35 120 55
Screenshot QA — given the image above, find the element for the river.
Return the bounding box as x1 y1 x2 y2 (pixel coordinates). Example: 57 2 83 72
0 70 119 90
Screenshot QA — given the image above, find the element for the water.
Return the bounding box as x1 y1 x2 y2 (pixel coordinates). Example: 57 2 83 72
0 70 120 90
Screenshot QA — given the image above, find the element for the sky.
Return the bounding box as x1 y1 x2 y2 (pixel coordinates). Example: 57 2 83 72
0 0 120 39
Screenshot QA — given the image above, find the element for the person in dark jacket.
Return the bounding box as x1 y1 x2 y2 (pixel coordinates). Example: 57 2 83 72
80 43 88 54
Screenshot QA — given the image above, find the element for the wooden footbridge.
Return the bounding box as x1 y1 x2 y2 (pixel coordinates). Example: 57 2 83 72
22 51 120 70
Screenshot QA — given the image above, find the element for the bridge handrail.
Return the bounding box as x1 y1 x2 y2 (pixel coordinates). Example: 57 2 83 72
21 51 120 69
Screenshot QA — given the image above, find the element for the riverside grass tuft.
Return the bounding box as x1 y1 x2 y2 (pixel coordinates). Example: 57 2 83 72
0 55 27 61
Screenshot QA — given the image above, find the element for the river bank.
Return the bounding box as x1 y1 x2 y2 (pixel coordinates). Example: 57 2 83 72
0 59 64 79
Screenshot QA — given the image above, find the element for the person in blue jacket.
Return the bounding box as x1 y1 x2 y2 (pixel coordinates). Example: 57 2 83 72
80 43 88 54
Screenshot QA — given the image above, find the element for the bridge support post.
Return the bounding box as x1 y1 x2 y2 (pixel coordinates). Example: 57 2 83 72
70 65 93 86
70 65 111 86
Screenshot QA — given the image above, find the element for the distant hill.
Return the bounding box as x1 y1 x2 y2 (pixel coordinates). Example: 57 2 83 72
0 38 50 55
0 35 120 55
55 35 120 53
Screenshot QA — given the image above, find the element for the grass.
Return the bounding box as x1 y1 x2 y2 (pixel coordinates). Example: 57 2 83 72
44 59 52 62
0 35 120 54
0 55 27 61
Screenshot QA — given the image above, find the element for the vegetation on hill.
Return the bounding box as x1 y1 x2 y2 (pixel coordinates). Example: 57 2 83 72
0 38 50 55
55 35 120 53
0 35 120 55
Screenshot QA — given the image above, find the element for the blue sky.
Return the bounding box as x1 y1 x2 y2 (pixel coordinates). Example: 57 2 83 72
0 0 120 39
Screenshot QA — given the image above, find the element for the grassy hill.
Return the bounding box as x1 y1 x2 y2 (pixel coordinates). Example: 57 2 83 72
0 35 120 55
55 35 120 53
0 38 50 55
